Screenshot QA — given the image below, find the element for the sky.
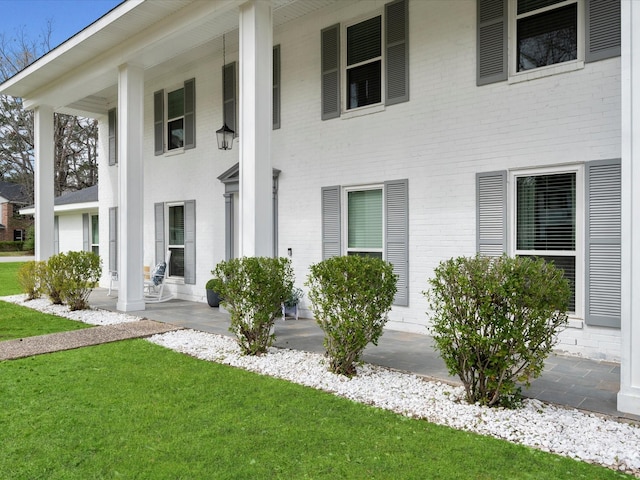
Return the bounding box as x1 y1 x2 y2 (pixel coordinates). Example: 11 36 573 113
0 0 123 51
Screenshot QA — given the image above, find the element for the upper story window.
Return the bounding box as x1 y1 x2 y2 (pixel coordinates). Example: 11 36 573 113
154 78 195 155
167 88 185 150
477 0 620 86
321 0 408 120
346 15 383 110
516 0 579 72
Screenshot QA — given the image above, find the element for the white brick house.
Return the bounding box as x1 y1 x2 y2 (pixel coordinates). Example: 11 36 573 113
1 0 639 415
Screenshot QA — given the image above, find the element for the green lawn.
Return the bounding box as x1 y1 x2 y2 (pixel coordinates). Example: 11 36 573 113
0 339 630 479
0 262 90 340
0 301 90 341
0 261 23 296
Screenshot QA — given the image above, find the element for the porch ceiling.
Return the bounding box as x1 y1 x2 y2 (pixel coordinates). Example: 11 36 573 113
0 0 342 117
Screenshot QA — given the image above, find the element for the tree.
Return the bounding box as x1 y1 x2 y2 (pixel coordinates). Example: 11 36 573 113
0 24 98 201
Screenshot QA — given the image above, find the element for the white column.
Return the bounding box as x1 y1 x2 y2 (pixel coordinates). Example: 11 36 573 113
116 63 146 312
619 0 640 416
33 105 55 261
238 0 273 257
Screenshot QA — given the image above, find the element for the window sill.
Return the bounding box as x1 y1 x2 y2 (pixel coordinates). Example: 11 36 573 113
342 103 385 120
508 60 584 85
166 277 185 285
566 316 584 329
164 148 185 157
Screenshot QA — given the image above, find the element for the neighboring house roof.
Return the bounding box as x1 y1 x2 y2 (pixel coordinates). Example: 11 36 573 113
0 181 29 205
54 185 98 206
20 185 98 215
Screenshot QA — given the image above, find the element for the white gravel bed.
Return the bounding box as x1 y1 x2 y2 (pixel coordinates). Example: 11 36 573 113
2 295 639 476
0 294 142 325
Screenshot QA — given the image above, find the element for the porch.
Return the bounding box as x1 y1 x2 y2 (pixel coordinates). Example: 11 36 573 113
89 288 639 423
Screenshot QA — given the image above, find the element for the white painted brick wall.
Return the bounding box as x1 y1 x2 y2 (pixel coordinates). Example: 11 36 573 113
97 0 622 360
57 213 84 253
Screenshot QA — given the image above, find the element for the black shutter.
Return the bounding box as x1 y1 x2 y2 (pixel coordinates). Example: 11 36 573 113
385 0 409 105
586 0 621 62
184 78 196 150
321 24 340 120
477 0 508 86
154 90 164 155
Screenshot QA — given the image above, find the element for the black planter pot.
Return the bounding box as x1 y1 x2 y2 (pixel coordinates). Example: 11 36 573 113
206 289 220 307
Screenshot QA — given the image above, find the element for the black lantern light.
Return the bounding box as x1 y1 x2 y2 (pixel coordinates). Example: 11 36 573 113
217 34 235 150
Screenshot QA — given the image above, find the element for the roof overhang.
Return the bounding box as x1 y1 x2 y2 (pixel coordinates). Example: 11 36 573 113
20 201 99 216
0 0 341 117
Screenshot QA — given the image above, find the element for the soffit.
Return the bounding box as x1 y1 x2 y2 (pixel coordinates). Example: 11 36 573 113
1 0 343 112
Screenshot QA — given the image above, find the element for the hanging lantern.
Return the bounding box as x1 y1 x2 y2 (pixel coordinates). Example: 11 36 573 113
217 34 235 150
216 123 235 150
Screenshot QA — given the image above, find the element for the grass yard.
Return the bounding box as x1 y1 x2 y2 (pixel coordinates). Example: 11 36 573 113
0 339 630 479
0 261 23 296
0 301 90 341
0 263 90 340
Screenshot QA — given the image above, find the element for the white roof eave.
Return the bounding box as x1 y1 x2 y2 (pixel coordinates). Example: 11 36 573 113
0 0 343 114
20 201 99 216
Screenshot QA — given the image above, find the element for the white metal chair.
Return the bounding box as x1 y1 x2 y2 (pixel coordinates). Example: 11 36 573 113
107 271 118 296
144 250 174 303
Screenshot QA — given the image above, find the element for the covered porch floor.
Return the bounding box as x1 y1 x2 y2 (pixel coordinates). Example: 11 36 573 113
89 289 639 423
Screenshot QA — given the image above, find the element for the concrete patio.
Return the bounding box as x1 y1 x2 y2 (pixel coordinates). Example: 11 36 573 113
89 288 639 423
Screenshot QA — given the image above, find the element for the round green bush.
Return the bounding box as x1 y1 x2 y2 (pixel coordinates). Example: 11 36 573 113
425 254 570 407
210 257 293 355
306 255 397 376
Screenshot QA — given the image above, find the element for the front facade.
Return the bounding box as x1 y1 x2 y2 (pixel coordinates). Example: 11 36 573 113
1 0 639 415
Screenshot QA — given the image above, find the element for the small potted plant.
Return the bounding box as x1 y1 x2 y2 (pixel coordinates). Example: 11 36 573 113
205 279 221 307
282 286 304 320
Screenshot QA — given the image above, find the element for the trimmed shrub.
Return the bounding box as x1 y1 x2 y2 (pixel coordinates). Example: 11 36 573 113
58 251 102 311
42 254 67 305
17 260 46 300
425 254 570 407
306 255 397 376
210 257 293 355
0 241 24 252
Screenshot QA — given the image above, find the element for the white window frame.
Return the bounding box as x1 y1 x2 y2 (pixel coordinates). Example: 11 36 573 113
508 0 585 83
342 184 385 257
166 85 185 153
509 164 584 320
166 202 185 280
91 214 99 255
342 10 386 117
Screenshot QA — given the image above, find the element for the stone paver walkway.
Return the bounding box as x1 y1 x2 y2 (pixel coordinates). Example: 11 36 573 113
0 319 180 360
